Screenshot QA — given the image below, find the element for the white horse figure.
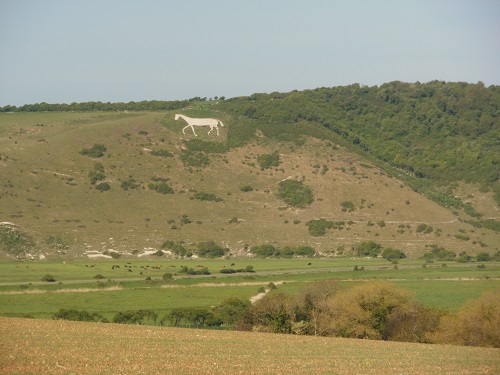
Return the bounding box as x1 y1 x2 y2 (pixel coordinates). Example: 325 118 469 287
174 114 224 136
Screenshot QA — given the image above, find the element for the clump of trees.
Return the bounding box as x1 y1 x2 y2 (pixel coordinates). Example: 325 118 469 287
53 308 108 323
250 244 315 258
193 191 223 202
0 225 35 256
277 179 313 208
239 281 500 347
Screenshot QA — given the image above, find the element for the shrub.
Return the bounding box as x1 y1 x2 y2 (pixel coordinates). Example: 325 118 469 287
475 252 491 262
305 219 333 236
150 149 173 158
257 152 280 169
381 248 406 261
355 240 382 257
180 150 210 167
196 241 229 258
148 182 174 194
120 178 140 190
162 272 173 281
277 180 313 208
94 274 105 279
340 201 355 212
193 191 222 202
0 226 35 256
41 274 56 282
240 185 254 192
422 245 456 261
432 291 500 347
112 310 158 325
95 182 110 192
154 250 164 256
80 144 107 158
53 308 106 323
88 170 105 185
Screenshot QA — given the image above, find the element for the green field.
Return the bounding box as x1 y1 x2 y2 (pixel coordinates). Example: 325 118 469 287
1 259 498 321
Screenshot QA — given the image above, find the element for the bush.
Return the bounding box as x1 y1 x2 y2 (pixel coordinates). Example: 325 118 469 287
94 274 105 279
41 274 56 282
193 191 222 202
355 240 382 257
432 291 500 347
0 226 35 256
277 179 313 208
112 310 158 325
381 248 406 261
53 308 106 323
150 149 173 157
422 245 456 261
305 219 333 236
257 152 280 169
80 144 107 158
148 182 174 195
95 182 110 192
240 185 254 192
196 241 228 258
180 150 210 167
340 201 355 212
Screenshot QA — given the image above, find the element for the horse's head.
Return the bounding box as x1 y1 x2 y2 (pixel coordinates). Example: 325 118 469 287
174 114 181 120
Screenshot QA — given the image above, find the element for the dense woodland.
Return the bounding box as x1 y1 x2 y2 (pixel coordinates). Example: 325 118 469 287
2 81 499 211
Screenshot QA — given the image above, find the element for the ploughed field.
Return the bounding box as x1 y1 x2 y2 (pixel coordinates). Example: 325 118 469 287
1 317 499 374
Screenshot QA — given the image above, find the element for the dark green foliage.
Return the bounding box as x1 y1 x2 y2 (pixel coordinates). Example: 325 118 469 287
213 298 251 325
422 245 456 261
94 274 105 279
475 252 491 262
355 240 382 257
250 244 315 258
162 272 173 280
161 307 220 327
120 177 140 190
416 224 433 233
150 149 173 158
257 152 280 169
193 191 222 202
305 219 333 236
88 170 105 185
0 226 35 256
240 185 254 192
340 201 355 212
41 274 56 282
148 182 174 194
381 248 406 261
53 308 107 323
154 250 164 256
184 139 227 153
196 241 228 258
277 179 313 208
465 219 500 233
180 150 210 167
95 182 110 192
178 266 211 275
80 144 107 158
112 310 158 325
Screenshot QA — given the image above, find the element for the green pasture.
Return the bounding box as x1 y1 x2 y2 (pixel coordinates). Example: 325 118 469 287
0 258 498 320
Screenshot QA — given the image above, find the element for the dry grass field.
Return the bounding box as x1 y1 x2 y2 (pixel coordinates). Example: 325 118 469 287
1 317 499 374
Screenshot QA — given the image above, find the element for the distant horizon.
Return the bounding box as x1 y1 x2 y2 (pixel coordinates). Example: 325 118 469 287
1 79 496 108
2 1 499 107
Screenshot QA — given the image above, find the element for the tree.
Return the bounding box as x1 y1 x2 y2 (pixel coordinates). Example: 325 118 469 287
355 241 382 257
213 298 251 325
432 291 500 347
277 180 313 208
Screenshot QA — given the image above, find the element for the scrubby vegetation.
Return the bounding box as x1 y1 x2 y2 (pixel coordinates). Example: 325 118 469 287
250 244 315 258
277 179 313 208
80 144 107 158
0 226 35 256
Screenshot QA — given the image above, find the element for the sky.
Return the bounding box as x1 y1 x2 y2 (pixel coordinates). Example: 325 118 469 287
1 0 499 106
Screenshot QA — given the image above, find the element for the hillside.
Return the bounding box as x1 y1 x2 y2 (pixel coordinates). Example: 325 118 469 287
0 82 499 260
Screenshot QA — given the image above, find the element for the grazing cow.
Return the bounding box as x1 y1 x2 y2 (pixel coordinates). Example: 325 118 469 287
231 263 235 267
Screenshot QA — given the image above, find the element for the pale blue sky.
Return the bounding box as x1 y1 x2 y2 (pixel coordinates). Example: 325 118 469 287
1 0 499 106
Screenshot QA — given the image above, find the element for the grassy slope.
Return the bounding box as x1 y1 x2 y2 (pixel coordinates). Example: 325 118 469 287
0 111 498 260
1 317 499 374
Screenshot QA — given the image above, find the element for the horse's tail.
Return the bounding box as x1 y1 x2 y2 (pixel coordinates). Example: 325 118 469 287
218 120 225 127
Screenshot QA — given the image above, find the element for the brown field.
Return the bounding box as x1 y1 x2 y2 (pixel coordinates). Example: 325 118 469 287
1 317 499 374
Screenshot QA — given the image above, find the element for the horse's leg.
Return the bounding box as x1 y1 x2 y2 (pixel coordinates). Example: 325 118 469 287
208 125 213 135
190 125 197 136
182 125 187 135
216 125 220 136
